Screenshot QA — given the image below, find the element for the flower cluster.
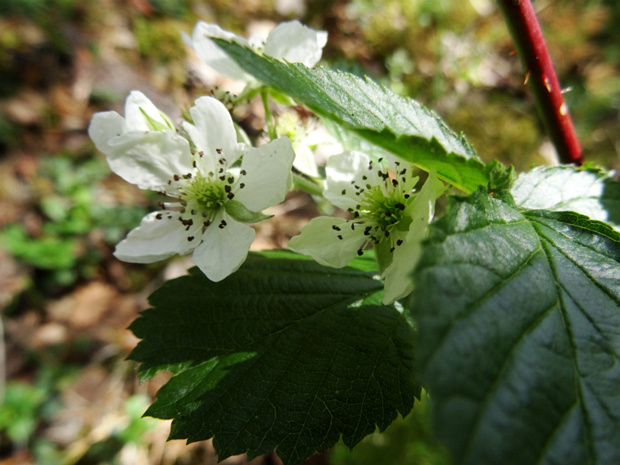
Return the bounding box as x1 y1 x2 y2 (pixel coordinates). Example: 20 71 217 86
89 19 444 300
288 150 444 303
89 91 294 281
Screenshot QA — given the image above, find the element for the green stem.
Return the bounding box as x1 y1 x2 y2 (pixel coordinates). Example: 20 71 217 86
293 173 324 197
496 0 583 165
261 89 278 140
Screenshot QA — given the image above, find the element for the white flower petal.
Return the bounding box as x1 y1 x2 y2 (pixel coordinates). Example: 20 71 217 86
382 173 442 303
292 145 319 178
381 228 422 304
264 20 327 67
192 214 255 281
123 91 169 132
183 96 242 174
324 151 382 210
288 217 366 268
88 111 124 155
107 131 193 191
234 137 295 212
190 22 252 81
114 211 201 263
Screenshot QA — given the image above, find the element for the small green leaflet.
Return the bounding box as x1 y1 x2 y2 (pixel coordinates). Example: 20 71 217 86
129 251 419 465
213 39 489 193
410 189 620 465
512 165 620 230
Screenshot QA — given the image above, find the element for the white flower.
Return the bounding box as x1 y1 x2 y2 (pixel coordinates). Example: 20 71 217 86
89 91 295 281
184 20 328 82
288 151 444 303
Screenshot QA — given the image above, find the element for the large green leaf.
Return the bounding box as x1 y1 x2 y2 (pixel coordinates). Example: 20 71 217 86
410 189 620 465
129 251 419 465
512 165 620 230
213 39 489 193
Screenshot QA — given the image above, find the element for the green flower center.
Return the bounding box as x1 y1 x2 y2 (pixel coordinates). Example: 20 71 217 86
183 174 227 211
360 185 408 230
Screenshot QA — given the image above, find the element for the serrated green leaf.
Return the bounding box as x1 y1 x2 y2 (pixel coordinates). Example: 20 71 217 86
512 165 620 230
410 189 620 465
129 252 418 465
213 39 488 193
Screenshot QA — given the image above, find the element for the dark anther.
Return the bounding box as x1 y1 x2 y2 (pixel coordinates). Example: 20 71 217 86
218 157 225 164
157 202 165 209
384 231 390 237
156 213 163 220
357 249 364 256
219 175 226 181
239 183 245 189
216 148 223 154
404 194 411 199
341 189 346 195
199 151 204 157
397 239 403 246
227 193 235 199
362 175 367 180
385 211 392 217
228 176 234 184
395 203 405 210
173 174 180 181
193 161 197 168
224 185 232 193
332 225 341 231
392 179 399 187
240 169 247 176
187 236 195 241
337 235 343 240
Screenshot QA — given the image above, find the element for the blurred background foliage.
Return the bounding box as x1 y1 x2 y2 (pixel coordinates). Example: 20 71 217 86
0 0 618 464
